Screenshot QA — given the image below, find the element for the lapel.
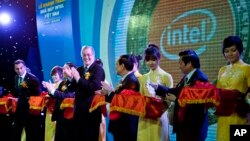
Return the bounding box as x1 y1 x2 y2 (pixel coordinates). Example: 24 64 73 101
86 63 95 72
82 63 95 77
176 75 186 88
186 69 198 86
115 73 131 93
15 75 19 88
121 72 133 86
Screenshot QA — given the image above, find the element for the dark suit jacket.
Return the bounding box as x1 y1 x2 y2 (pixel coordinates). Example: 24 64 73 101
107 72 140 141
74 62 105 121
51 80 75 121
72 62 105 141
14 72 41 117
156 69 208 141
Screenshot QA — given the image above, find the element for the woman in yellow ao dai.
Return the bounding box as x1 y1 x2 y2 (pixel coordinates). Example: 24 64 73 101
137 44 173 141
45 66 63 141
216 36 250 141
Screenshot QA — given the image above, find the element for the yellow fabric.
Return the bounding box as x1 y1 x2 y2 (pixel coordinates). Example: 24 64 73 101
21 130 26 141
216 60 249 141
45 113 55 141
137 67 173 141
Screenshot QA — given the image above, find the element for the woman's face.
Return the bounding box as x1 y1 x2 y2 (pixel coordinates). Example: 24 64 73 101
51 73 62 83
145 58 159 70
224 45 240 64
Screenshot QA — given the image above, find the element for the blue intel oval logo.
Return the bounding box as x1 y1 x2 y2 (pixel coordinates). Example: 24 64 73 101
160 9 217 60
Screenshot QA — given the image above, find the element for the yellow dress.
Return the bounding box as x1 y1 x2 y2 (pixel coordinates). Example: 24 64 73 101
137 67 173 141
216 60 250 141
45 113 55 141
44 82 61 141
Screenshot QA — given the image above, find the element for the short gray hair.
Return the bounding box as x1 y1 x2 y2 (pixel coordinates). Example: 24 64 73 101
80 45 95 57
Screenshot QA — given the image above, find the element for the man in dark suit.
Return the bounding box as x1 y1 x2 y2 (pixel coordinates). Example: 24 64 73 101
12 59 45 141
71 46 105 141
101 54 140 141
153 50 209 141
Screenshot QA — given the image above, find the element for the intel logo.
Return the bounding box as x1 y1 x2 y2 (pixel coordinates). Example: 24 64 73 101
160 9 217 60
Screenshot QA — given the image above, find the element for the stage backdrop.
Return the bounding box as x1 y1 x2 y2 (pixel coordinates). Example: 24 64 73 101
36 0 81 81
36 0 250 141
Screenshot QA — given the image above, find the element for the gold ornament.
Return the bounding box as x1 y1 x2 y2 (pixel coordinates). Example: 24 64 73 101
84 72 91 80
20 81 28 88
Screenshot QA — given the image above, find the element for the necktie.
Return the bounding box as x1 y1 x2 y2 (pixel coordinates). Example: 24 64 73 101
18 77 22 85
84 66 88 71
184 77 188 85
177 76 186 88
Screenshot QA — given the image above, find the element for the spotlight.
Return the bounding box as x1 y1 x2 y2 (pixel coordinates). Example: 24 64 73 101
0 12 12 25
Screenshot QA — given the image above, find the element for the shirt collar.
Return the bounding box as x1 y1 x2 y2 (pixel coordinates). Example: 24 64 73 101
121 71 132 82
85 61 94 70
20 71 27 79
185 68 196 82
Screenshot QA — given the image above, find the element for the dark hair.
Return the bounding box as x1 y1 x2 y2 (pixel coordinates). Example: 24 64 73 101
95 58 103 67
144 43 161 61
118 54 134 71
65 62 77 69
14 59 25 66
50 66 63 78
179 50 200 68
222 36 244 55
131 54 142 69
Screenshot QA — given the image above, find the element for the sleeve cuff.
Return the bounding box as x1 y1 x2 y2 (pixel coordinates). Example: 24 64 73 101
50 89 56 95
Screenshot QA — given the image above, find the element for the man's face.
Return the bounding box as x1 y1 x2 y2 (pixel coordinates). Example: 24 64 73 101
178 57 190 74
115 60 123 76
82 48 94 66
14 63 26 76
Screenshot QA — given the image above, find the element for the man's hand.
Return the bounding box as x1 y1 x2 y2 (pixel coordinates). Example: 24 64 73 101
101 81 114 94
95 89 110 96
71 67 80 82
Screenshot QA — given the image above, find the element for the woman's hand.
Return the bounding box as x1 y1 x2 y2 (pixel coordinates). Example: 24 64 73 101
166 93 176 101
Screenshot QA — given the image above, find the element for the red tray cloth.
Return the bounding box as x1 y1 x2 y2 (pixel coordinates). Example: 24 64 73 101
109 90 145 120
45 97 56 114
214 89 249 117
178 81 220 107
143 96 165 120
89 89 166 120
60 98 74 119
9 94 18 113
89 94 107 117
28 91 47 115
0 94 14 114
89 94 106 113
